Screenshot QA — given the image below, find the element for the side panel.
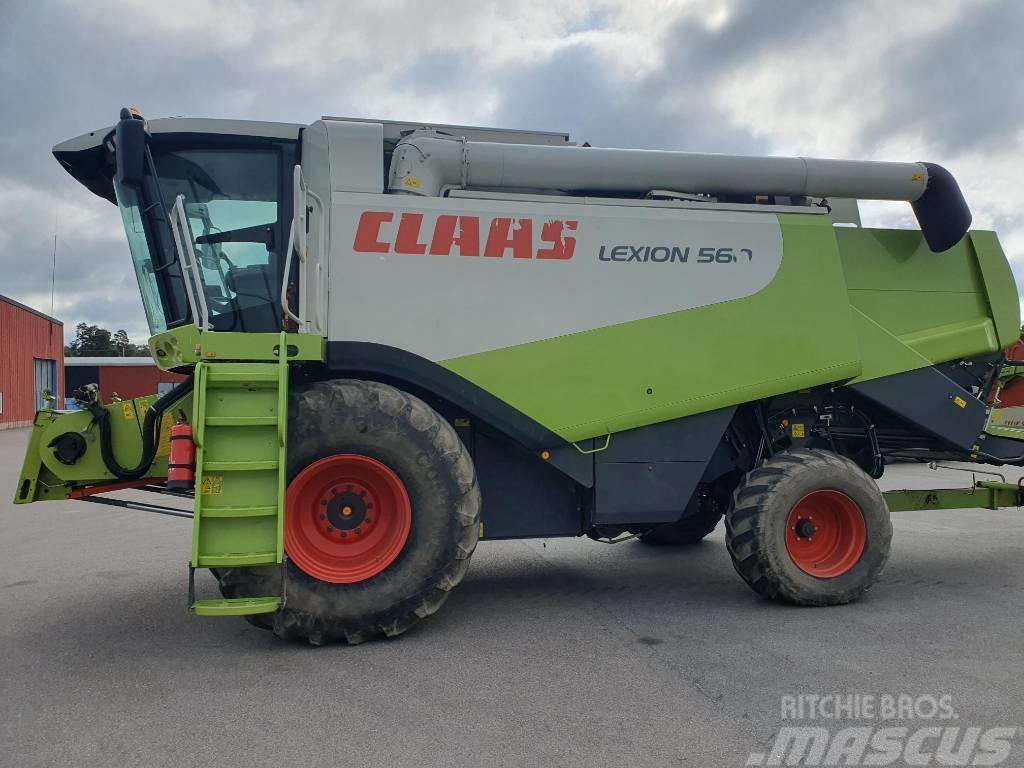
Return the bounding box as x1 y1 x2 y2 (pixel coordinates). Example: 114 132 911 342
445 214 860 442
327 196 862 442
971 230 1022 350
852 366 988 451
473 429 583 539
330 194 786 360
467 407 737 537
593 406 736 525
837 227 1015 383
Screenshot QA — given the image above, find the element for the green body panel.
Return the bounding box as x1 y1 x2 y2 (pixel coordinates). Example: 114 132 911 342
971 231 1022 350
838 228 1014 384
883 481 1023 512
442 215 862 443
845 308 934 383
13 395 176 504
441 221 1018 443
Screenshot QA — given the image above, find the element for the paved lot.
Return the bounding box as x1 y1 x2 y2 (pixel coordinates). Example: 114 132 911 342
2 426 1022 767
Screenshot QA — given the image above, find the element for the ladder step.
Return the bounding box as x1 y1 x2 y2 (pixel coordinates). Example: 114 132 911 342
203 459 279 472
197 552 279 567
200 505 278 518
191 597 281 617
205 415 278 426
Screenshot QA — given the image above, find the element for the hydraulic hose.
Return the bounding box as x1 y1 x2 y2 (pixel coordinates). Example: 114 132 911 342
87 375 195 480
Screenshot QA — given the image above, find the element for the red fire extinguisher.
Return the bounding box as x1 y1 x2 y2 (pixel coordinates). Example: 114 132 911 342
167 415 195 491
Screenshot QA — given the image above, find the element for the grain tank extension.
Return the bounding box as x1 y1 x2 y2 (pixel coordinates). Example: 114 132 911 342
15 108 1024 644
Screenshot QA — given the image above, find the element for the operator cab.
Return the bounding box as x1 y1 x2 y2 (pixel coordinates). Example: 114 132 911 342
53 108 300 337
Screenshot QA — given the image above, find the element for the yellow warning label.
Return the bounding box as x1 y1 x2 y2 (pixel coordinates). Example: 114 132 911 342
155 416 172 458
953 396 967 409
791 423 806 439
139 399 150 417
911 172 924 183
201 475 223 496
454 418 471 428
402 177 422 189
479 522 485 539
121 401 134 420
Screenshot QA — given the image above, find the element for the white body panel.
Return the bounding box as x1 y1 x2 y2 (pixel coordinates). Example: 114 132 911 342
326 193 784 361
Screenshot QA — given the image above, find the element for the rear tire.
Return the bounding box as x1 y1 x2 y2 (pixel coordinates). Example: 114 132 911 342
218 379 481 644
725 449 891 606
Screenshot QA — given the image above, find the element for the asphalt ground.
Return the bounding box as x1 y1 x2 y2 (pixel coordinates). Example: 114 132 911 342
2 426 1022 767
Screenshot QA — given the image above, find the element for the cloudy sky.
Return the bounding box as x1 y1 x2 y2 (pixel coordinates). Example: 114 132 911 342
1 0 1022 344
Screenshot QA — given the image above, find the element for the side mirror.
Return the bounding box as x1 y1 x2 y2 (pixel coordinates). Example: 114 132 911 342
292 164 307 257
115 108 147 187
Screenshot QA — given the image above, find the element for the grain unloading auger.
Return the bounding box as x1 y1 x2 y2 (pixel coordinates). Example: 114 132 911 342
15 107 1024 643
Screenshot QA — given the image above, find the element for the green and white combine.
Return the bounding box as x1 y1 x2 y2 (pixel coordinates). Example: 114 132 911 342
15 107 1024 643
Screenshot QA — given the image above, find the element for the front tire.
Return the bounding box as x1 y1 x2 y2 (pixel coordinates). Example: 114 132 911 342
725 449 892 606
220 379 481 644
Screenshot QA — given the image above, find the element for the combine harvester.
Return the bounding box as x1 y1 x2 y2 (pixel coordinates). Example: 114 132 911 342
15 108 1024 644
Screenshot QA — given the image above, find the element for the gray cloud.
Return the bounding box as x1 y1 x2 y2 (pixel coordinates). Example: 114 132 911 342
856 0 1024 155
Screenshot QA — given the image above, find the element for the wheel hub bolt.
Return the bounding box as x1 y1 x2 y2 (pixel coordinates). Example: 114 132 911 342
795 519 817 539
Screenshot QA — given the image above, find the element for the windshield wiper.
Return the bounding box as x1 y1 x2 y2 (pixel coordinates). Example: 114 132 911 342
195 223 274 249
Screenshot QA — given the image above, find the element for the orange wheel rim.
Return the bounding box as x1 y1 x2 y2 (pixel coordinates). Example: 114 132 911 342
785 490 867 578
285 454 412 584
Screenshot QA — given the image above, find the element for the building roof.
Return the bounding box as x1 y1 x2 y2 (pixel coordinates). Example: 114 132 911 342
0 294 63 326
65 356 156 367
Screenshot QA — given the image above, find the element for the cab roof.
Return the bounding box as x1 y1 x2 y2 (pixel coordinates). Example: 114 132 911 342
52 118 302 203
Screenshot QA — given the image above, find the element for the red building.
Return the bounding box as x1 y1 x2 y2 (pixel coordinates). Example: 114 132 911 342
64 357 187 403
0 295 64 429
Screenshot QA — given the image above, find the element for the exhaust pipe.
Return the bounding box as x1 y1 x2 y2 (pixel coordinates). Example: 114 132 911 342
388 132 972 252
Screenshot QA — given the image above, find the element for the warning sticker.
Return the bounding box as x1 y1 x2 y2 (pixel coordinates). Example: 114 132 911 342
121 401 134 420
953 396 967 409
155 416 172 458
201 475 223 496
791 423 806 439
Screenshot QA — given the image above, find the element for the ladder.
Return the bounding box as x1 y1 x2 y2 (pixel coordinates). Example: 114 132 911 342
188 353 288 617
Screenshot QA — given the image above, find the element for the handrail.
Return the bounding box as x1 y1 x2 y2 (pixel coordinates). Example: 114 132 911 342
280 221 302 327
306 187 326 334
167 198 200 328
282 166 327 333
169 195 210 331
281 164 305 328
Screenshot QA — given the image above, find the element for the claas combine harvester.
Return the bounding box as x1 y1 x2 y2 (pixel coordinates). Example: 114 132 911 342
15 107 1024 644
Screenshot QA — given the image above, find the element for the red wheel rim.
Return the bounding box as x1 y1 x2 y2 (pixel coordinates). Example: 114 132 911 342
285 454 412 584
785 490 867 578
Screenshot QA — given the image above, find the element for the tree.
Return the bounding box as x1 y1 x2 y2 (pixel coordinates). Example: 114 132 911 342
65 323 148 357
67 323 113 356
112 329 130 357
